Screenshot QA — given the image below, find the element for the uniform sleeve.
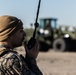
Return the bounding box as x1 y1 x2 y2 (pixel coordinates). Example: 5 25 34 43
21 55 43 75
4 54 43 75
25 58 43 75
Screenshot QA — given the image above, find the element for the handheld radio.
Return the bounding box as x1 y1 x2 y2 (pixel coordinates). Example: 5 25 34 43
27 0 41 49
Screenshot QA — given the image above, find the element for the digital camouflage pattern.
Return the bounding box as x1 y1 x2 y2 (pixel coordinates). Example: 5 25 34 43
0 47 43 75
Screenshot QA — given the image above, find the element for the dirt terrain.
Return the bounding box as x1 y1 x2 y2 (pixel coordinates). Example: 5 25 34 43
37 50 76 75
16 46 76 75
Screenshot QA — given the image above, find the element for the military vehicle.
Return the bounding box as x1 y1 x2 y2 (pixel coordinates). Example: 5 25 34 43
37 18 76 51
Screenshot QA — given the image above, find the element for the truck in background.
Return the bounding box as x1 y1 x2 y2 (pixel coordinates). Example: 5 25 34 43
37 18 76 51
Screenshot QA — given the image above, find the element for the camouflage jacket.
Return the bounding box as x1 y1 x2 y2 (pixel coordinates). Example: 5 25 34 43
0 47 43 75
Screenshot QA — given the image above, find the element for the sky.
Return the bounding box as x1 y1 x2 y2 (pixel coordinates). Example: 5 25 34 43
0 0 76 28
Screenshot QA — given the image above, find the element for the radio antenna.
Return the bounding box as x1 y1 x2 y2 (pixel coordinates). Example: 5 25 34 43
33 0 41 38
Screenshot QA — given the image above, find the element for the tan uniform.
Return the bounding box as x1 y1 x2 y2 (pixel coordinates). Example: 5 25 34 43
0 47 43 75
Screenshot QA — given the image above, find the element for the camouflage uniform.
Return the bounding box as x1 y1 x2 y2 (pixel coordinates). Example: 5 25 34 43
0 47 43 75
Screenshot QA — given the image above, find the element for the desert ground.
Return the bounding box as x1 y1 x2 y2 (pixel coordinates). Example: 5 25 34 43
16 46 76 75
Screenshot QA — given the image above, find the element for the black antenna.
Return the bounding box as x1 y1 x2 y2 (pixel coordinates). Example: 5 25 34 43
27 0 41 49
33 0 41 38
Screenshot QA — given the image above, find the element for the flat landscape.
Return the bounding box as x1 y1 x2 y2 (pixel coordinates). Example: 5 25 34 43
17 46 76 75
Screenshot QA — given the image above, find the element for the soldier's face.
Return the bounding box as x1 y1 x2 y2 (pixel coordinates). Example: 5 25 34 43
11 28 26 47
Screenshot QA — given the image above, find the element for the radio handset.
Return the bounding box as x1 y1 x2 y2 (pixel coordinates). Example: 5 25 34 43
27 0 41 49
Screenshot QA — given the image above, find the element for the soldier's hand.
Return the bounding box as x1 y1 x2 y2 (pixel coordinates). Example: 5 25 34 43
25 40 39 59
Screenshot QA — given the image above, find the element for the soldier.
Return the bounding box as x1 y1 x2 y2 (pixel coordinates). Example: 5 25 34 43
0 15 43 75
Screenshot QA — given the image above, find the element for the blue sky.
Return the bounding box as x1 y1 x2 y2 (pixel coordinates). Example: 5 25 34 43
0 0 76 28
